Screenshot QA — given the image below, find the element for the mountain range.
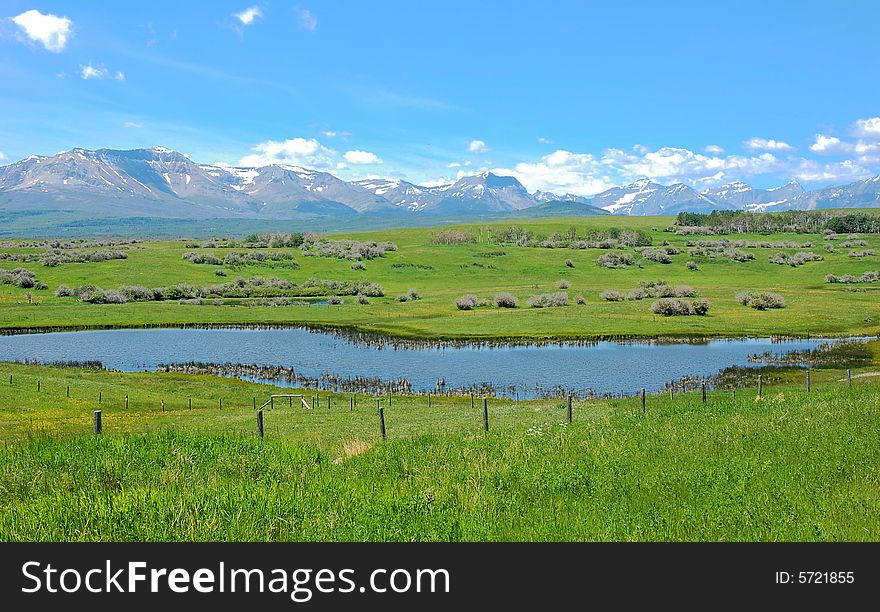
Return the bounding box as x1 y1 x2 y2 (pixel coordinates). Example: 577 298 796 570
1 147 879 227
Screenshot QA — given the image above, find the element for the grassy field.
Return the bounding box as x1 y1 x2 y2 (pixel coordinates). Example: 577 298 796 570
1 215 879 340
0 361 878 541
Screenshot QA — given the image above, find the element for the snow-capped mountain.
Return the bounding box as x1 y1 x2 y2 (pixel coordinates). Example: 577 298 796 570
800 175 880 210
702 180 806 212
1 147 879 224
591 179 718 215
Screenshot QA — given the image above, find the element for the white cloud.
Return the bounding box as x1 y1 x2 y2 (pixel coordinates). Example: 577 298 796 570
468 140 488 153
853 117 880 139
321 130 351 139
744 137 794 152
296 8 318 31
343 150 382 165
447 162 461 168
234 6 263 26
495 145 794 196
11 9 72 53
537 137 553 145
0 151 6 161
239 137 335 168
809 134 853 155
115 71 126 81
704 144 725 154
791 159 872 183
80 63 107 80
123 121 144 129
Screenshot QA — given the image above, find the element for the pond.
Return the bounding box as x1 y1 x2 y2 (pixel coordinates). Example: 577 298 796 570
0 327 851 398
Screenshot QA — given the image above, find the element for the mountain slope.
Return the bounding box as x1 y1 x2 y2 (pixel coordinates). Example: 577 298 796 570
1 147 880 226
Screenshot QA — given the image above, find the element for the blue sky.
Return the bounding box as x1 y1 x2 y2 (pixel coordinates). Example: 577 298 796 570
1 1 879 195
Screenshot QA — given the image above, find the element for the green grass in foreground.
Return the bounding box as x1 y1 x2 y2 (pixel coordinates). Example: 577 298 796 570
0 363 878 541
1 216 879 340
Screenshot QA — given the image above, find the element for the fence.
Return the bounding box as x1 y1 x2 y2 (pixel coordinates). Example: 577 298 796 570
0 366 863 442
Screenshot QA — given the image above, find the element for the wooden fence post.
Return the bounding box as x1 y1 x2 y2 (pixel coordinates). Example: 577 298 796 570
757 375 763 399
38 380 41 392
640 388 646 414
669 386 673 400
806 369 811 392
471 393 475 410
567 395 573 423
847 369 852 388
328 395 331 410
428 393 432 409
257 409 264 438
701 382 707 404
350 395 354 411
161 399 165 412
93 410 102 435
253 397 256 410
66 385 70 398
378 406 386 440
125 395 129 410
482 397 489 431
188 397 191 410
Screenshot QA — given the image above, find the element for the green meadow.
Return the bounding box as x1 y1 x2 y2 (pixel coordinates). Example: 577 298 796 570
0 360 878 541
1 213 879 541
1 215 878 340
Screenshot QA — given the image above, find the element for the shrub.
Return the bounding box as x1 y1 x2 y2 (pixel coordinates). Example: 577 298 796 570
639 247 673 264
55 284 72 297
407 288 421 300
357 294 370 305
527 292 568 308
769 252 823 266
736 291 786 310
576 295 586 305
455 295 480 310
359 283 385 297
431 230 477 245
596 252 634 268
396 294 410 302
118 285 154 302
557 279 570 289
686 261 698 271
600 289 624 301
327 295 344 305
215 269 227 276
565 259 574 268
494 292 518 308
351 262 367 271
0 267 39 289
849 249 875 257
650 298 710 316
825 271 880 284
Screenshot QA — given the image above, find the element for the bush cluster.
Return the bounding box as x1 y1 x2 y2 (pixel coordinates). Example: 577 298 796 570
650 298 710 316
601 280 698 301
768 252 823 266
494 293 518 308
825 271 880 284
735 291 786 310
183 251 297 267
527 292 568 308
40 250 127 267
302 237 397 260
396 289 421 302
849 249 875 257
0 267 46 289
431 230 477 245
454 294 486 310
596 252 635 268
